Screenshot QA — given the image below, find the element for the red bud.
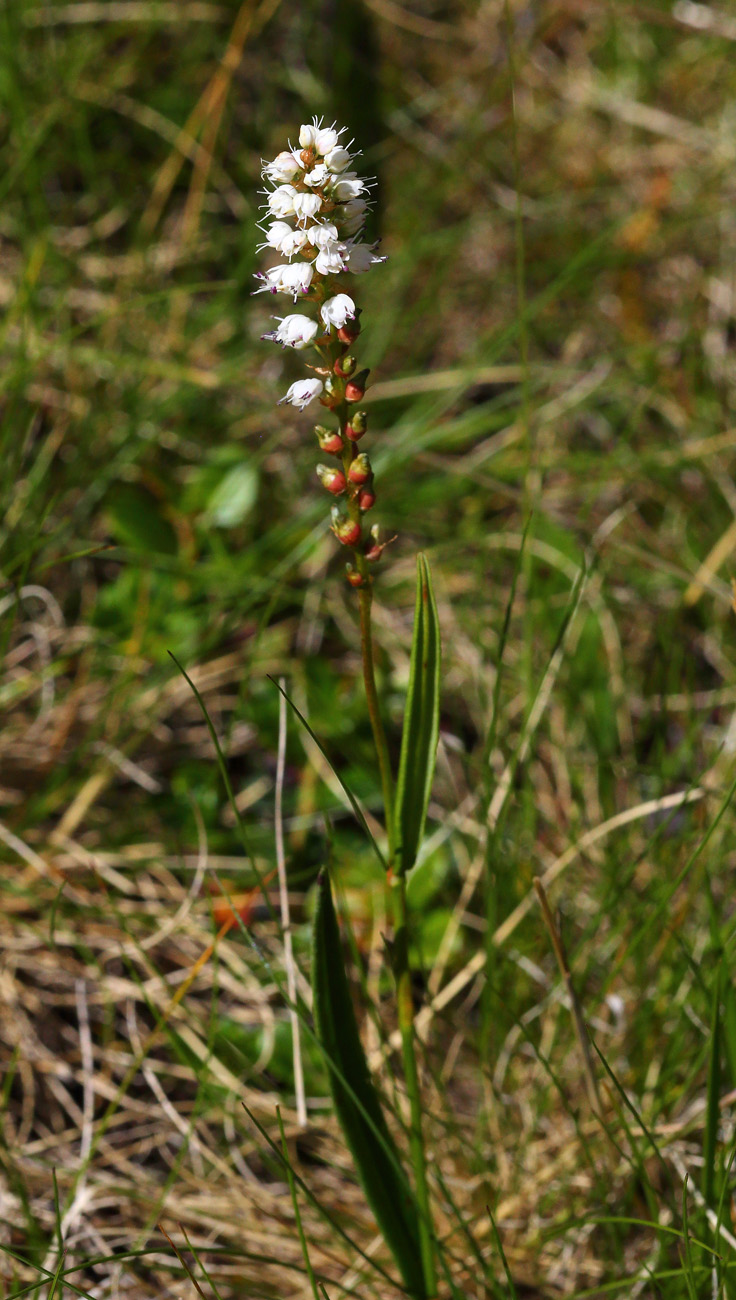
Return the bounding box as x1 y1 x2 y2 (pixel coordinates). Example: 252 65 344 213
316 464 346 495
331 505 361 546
358 488 376 511
315 425 344 454
345 564 365 588
337 312 361 344
348 453 371 485
364 527 396 561
345 369 369 402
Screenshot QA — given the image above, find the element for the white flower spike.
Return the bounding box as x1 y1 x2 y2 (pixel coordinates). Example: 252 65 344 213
258 118 390 574
257 120 388 574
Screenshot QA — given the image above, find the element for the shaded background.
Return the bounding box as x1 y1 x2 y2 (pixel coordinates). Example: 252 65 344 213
4 0 736 1295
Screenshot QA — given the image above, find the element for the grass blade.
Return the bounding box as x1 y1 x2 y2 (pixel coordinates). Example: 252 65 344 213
311 870 425 1298
702 962 722 1211
394 553 441 877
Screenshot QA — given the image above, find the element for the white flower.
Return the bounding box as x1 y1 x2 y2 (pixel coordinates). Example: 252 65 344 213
344 241 386 273
262 314 319 349
330 175 365 201
280 228 309 257
306 222 340 249
267 184 297 217
279 262 314 298
263 151 301 183
338 197 368 235
253 265 288 294
303 163 329 188
262 221 308 257
279 377 324 409
315 125 340 155
299 122 318 148
292 192 323 224
325 145 352 173
263 220 293 250
254 262 313 298
321 293 356 329
315 244 348 275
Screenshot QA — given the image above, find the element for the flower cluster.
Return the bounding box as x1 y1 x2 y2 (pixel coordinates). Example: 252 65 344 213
256 118 391 585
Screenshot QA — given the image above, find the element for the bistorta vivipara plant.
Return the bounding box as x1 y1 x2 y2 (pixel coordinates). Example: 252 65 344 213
257 120 442 1300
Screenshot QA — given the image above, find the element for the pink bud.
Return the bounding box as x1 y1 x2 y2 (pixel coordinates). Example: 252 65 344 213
315 425 344 454
364 527 395 561
345 409 367 441
316 464 346 495
345 369 369 403
331 505 361 546
337 311 361 344
348 453 371 485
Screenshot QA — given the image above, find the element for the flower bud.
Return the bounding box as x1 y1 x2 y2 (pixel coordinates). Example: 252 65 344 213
345 369 369 402
334 354 356 378
345 563 365 588
316 464 346 495
345 410 368 441
358 488 376 511
364 524 395 561
337 313 361 344
315 425 344 454
348 453 371 485
331 505 361 546
321 374 344 407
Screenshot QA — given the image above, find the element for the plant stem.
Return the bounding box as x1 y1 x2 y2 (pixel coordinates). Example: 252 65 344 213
356 581 436 1297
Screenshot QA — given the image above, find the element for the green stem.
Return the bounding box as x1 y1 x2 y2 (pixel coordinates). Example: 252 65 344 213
391 875 437 1298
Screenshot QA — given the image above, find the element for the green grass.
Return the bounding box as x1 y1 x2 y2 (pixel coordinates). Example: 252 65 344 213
4 0 736 1295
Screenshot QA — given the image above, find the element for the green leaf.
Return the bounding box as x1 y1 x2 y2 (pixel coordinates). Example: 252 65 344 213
394 553 441 877
207 463 258 528
723 978 736 1093
311 871 425 1299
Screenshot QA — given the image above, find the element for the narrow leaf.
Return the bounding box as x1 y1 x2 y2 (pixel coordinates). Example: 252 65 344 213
311 871 425 1298
394 553 441 876
702 962 722 1209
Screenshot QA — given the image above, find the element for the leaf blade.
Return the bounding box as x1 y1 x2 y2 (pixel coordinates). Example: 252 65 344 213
394 553 441 877
311 871 425 1298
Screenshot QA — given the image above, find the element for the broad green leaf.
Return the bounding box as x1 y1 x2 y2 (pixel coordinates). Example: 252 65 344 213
394 553 441 877
207 462 258 528
311 871 425 1299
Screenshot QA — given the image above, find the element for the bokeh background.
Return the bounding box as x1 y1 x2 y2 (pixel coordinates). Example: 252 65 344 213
4 0 736 1295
